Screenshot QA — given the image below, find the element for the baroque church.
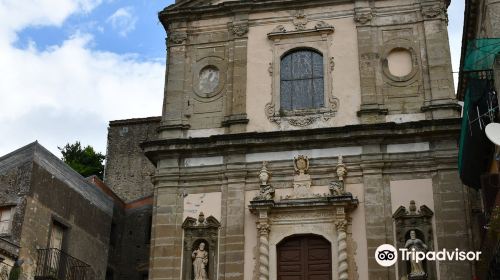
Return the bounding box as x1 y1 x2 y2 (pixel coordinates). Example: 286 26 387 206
0 0 477 280
129 0 469 279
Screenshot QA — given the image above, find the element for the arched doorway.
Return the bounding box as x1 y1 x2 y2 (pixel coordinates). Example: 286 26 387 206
277 234 332 280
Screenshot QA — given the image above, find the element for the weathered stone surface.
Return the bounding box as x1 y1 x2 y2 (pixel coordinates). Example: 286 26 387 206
105 117 160 202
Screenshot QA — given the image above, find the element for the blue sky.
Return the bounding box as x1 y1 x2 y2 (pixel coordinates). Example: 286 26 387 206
14 0 171 60
0 0 464 158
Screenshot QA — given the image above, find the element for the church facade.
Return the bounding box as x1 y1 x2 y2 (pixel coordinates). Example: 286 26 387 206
109 0 473 279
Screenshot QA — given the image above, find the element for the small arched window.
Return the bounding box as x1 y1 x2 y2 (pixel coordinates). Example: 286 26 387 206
280 49 324 112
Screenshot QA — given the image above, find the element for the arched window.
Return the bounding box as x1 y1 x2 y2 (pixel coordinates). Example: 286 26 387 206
280 49 324 112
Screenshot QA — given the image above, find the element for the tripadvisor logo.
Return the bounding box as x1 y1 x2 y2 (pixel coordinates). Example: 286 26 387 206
375 244 481 267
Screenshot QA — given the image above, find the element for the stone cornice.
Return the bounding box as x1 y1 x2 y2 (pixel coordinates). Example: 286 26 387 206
142 118 461 164
158 0 351 31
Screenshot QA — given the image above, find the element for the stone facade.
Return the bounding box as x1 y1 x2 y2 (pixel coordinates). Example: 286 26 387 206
135 0 474 279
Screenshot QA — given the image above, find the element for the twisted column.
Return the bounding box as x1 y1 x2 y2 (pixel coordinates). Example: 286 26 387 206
336 219 348 280
257 223 270 280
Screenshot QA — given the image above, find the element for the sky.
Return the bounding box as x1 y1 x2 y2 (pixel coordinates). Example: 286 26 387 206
0 0 465 158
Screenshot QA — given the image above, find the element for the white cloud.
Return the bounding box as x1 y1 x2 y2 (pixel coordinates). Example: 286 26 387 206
0 0 164 156
106 6 137 37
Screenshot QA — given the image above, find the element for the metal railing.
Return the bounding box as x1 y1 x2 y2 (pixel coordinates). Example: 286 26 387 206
35 248 94 280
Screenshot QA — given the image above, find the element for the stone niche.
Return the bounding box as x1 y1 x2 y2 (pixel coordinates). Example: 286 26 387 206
393 200 435 280
182 212 220 280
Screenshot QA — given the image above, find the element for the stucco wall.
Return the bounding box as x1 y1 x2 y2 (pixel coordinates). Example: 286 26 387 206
246 7 361 132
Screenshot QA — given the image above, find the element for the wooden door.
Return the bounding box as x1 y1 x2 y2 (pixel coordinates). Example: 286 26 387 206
277 235 331 280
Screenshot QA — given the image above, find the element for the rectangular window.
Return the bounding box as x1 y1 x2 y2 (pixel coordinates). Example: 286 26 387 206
0 207 13 235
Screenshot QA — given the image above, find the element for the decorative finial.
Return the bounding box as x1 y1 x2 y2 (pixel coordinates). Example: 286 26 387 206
198 212 205 224
253 162 275 201
409 200 417 214
258 161 271 186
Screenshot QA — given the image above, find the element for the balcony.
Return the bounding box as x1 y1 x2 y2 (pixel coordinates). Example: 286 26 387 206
34 248 94 280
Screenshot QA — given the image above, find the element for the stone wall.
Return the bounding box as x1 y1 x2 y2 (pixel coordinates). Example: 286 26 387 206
112 203 152 280
105 117 160 202
17 161 113 280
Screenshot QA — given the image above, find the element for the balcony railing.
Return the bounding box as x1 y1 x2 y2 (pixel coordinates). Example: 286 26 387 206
35 248 94 280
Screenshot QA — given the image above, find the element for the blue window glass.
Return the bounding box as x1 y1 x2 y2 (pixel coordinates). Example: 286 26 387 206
280 50 324 111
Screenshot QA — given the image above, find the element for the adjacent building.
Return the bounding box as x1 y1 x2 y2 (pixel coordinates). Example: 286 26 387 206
458 0 500 279
0 142 114 280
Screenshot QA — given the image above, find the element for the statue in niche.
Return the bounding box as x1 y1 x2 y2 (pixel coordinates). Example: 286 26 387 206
192 242 209 280
330 155 347 196
254 162 275 201
405 230 427 277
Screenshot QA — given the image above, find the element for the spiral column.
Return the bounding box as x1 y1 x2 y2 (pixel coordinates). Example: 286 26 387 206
336 219 349 280
257 222 270 280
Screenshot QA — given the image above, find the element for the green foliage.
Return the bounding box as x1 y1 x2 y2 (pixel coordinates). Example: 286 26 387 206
7 265 20 280
59 141 105 179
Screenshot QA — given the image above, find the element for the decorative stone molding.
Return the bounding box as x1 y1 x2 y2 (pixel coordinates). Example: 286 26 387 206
422 5 446 19
182 212 220 280
272 25 287 33
192 56 227 101
265 24 338 128
292 9 308 30
228 22 249 37
354 11 373 25
315 21 333 29
330 57 335 71
381 45 420 85
168 31 187 45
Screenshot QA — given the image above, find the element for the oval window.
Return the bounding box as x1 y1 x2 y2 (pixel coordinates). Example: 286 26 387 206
387 48 413 77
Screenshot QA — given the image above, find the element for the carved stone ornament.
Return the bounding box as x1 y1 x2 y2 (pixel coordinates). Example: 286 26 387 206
257 223 271 235
315 21 333 29
422 5 445 19
182 213 221 280
330 57 335 71
335 219 347 232
288 115 320 127
292 10 308 30
228 22 249 37
272 25 287 33
330 156 349 196
354 12 373 25
264 99 340 127
253 162 275 201
168 32 187 45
